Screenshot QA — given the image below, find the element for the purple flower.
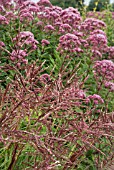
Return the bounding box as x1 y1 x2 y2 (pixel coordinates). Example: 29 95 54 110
87 94 104 105
57 33 82 54
60 7 82 29
19 9 29 15
0 0 12 6
77 90 86 99
29 6 39 13
80 18 106 33
104 81 114 92
10 50 27 61
0 41 5 47
87 33 107 47
5 12 17 21
44 25 55 32
41 39 50 46
10 49 28 66
90 29 106 36
108 46 114 59
20 12 34 22
19 31 34 39
13 31 39 50
36 21 44 26
0 14 8 24
94 60 114 80
0 5 4 13
91 50 102 59
49 11 60 19
59 24 72 34
38 0 52 7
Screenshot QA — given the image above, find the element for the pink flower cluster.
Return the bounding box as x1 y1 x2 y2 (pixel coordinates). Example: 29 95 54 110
19 9 34 22
0 5 4 13
38 6 82 33
94 60 114 80
108 46 114 59
91 50 102 59
85 29 108 60
63 87 86 100
86 94 104 105
80 18 106 33
5 11 17 21
0 0 12 7
19 31 34 38
44 24 55 32
88 33 107 46
104 81 114 92
41 39 50 46
87 30 107 51
57 33 83 54
37 0 52 7
58 23 72 34
13 31 39 50
0 14 8 24
18 1 40 22
36 21 44 27
15 0 34 8
60 7 82 29
10 49 28 66
38 5 62 24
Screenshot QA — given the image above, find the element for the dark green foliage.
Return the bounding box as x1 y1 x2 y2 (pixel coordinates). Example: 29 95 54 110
88 0 110 11
50 0 84 9
111 3 114 11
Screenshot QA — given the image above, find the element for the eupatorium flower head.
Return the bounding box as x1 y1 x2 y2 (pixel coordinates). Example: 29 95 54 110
19 31 34 39
108 46 114 59
41 39 50 46
57 33 83 54
20 12 34 22
10 49 28 66
94 60 114 80
10 50 27 60
87 33 107 48
0 14 8 24
104 81 114 92
44 24 55 32
60 7 82 29
13 31 39 50
58 23 72 34
86 94 104 105
80 18 106 33
38 0 52 7
5 12 17 21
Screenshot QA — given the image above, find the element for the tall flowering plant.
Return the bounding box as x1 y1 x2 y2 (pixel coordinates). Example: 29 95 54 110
0 0 114 169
